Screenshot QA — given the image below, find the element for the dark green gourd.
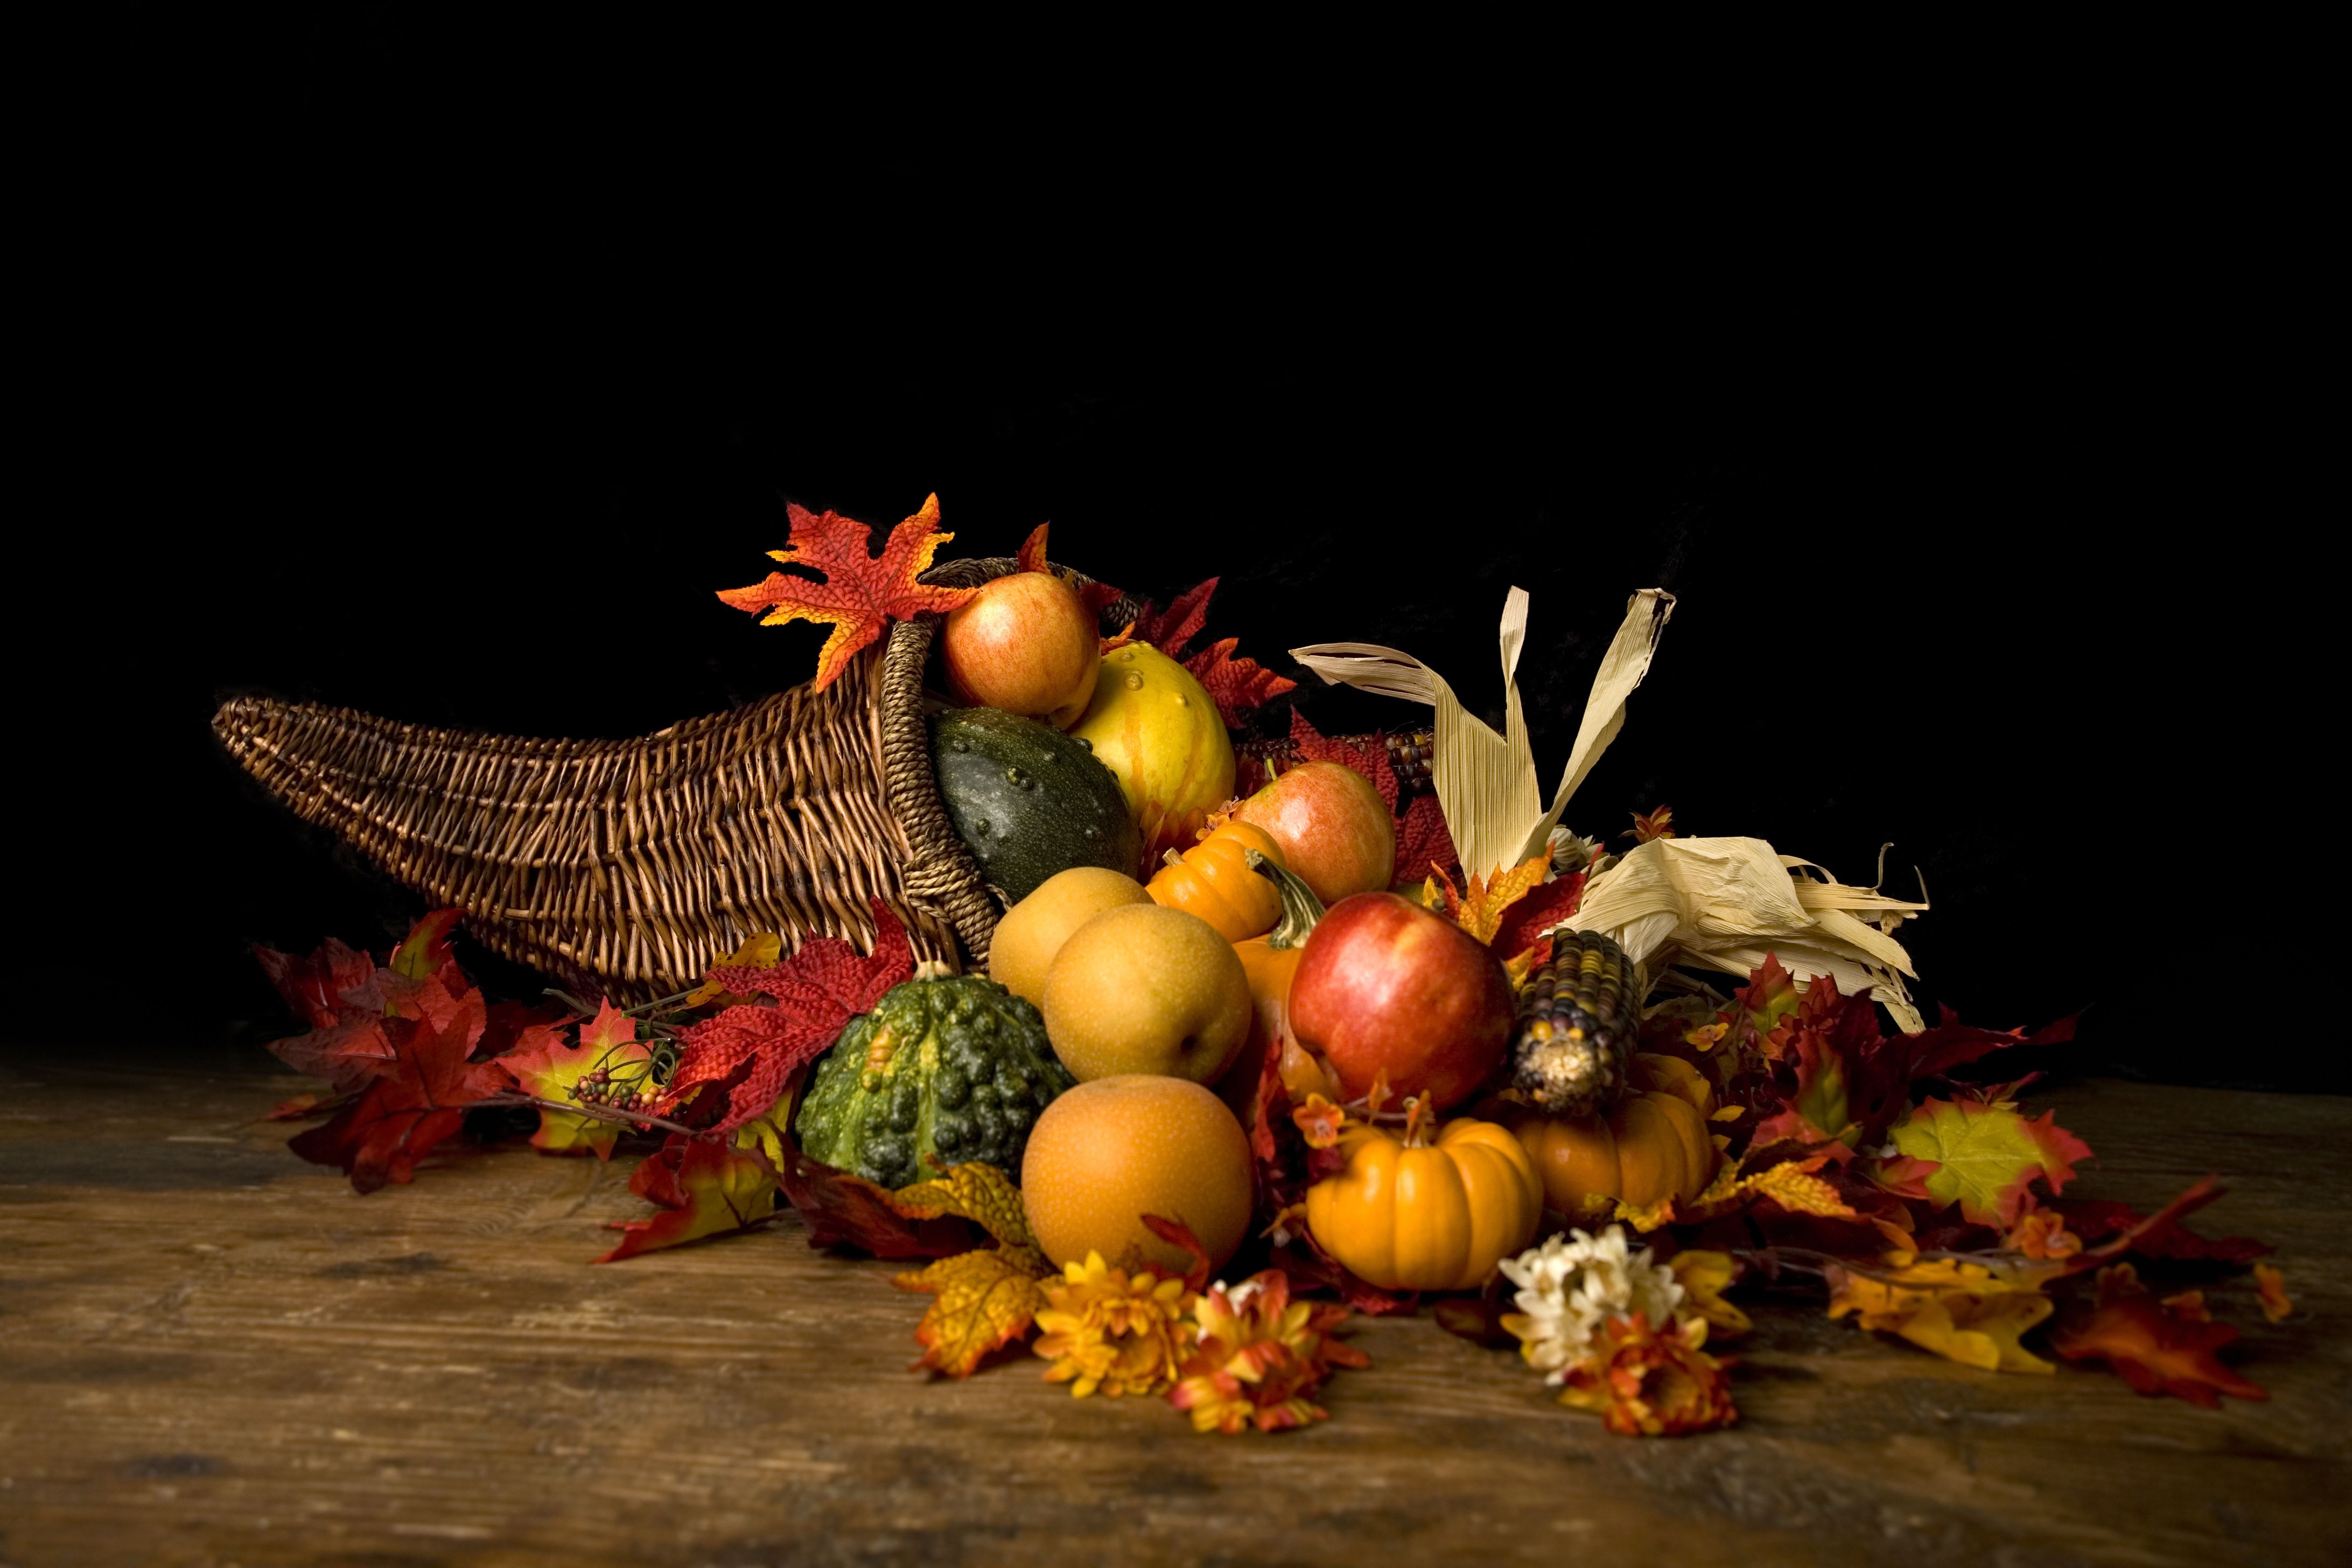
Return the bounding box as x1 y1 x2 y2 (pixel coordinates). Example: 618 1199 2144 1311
793 974 1073 1188
928 707 1140 901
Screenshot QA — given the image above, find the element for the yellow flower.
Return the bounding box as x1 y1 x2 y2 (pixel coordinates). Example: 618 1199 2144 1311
1032 1251 1195 1398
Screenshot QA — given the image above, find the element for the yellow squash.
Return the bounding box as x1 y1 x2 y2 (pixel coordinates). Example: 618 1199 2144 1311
1305 1116 1544 1292
1068 645 1235 865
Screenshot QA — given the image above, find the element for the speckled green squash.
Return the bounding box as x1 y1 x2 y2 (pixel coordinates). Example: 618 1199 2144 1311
792 974 1073 1189
929 707 1140 902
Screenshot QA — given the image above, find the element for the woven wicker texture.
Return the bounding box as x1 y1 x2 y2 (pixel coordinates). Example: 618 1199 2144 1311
213 556 1136 1004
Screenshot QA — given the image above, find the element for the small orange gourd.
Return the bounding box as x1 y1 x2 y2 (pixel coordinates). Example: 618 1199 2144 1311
1216 850 1338 1129
1305 1109 1544 1292
1146 818 1288 941
1493 1053 1720 1217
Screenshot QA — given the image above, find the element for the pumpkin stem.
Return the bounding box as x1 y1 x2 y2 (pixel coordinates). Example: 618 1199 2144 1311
1244 849 1325 950
1161 847 1186 869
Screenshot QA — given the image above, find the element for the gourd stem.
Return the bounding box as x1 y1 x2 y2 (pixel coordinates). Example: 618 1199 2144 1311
1244 849 1326 950
1401 1093 1435 1148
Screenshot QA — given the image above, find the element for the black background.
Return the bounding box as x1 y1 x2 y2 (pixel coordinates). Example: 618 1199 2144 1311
15 16 2325 1088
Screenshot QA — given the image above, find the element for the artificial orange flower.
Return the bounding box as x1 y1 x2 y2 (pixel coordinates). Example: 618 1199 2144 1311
2004 1200 2083 1262
1167 1271 1368 1434
1556 1312 1739 1437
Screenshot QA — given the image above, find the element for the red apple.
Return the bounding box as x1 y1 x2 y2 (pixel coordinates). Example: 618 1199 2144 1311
1231 761 1395 905
1287 892 1513 1111
941 572 1100 722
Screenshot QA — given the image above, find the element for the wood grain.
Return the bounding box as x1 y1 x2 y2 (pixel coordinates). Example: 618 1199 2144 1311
2 1061 2344 1568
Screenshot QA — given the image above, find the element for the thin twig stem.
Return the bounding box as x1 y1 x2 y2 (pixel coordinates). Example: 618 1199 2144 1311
479 1091 707 1142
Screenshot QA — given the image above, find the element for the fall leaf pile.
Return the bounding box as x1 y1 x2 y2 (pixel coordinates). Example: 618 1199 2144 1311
245 495 2291 1441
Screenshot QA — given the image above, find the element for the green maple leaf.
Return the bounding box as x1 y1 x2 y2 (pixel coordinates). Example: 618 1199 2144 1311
1887 1097 2092 1227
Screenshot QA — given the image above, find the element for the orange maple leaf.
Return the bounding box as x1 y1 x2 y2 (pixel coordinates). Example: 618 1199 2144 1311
887 1162 1056 1377
1423 858 1551 947
717 493 978 688
895 1245 1055 1378
2253 1262 2293 1323
2049 1263 2269 1407
1016 521 1053 575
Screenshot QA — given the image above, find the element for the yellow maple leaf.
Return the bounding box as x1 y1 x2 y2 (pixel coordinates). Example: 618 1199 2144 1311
1827 1256 2054 1374
733 1111 790 1174
681 932 784 1009
1745 1160 1860 1219
892 1161 1035 1250
893 1244 1055 1378
1684 1153 1859 1221
1612 1195 1677 1233
1668 1250 1752 1336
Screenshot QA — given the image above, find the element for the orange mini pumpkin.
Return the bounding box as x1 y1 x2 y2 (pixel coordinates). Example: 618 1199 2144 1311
1305 1113 1544 1292
1146 819 1288 941
1493 1053 1719 1217
1217 850 1338 1131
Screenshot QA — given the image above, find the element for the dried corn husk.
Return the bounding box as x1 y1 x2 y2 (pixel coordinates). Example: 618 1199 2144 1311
1292 588 1675 884
1563 836 1929 1031
1292 591 1930 1028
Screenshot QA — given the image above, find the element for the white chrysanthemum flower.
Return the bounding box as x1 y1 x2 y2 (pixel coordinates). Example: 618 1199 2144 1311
1216 1277 1268 1313
1546 824 1613 879
1498 1226 1685 1385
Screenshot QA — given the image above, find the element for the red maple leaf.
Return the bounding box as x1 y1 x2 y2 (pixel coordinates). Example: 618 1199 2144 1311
1391 793 1458 884
476 997 573 1061
662 899 914 1133
1016 522 1053 575
1890 1007 2082 1084
774 1145 979 1259
1017 522 1128 626
286 986 505 1193
1185 637 1297 728
253 935 375 1033
598 1136 779 1262
1628 805 1676 844
1287 709 1399 812
252 936 391 1091
1138 1214 1216 1293
1491 869 1583 960
389 907 466 982
717 494 980 689
2050 1264 2269 1408
1130 577 1219 660
2056 1178 2272 1264
1268 1232 1419 1317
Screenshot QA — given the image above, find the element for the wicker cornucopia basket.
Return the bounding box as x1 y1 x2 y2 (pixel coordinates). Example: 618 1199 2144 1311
212 556 1140 1004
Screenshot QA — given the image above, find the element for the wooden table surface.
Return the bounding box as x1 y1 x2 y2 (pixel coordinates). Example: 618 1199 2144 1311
1 1054 2344 1568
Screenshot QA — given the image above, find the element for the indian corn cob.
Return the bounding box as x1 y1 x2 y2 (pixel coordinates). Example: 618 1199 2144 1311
1237 730 1436 796
1510 928 1639 1117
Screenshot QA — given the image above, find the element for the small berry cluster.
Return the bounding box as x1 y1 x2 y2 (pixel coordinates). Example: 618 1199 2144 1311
571 1065 656 1113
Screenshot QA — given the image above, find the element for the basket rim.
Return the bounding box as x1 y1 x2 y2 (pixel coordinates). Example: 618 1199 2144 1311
877 555 1141 969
